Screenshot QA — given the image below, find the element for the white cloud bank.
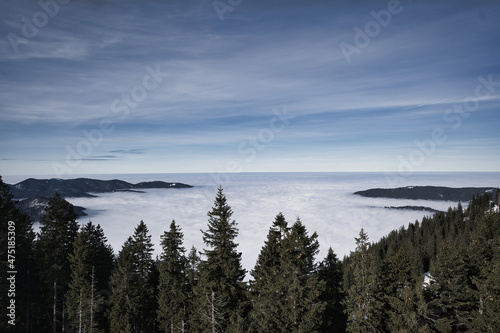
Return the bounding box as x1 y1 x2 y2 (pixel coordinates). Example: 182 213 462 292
65 172 499 275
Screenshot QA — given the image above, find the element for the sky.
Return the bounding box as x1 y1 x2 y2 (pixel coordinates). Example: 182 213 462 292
1 0 500 176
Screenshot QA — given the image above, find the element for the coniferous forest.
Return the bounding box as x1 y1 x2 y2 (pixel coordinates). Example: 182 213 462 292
1 175 500 332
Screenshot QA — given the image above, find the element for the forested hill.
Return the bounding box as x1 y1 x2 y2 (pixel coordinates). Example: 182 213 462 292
7 177 192 198
342 189 500 332
354 185 497 202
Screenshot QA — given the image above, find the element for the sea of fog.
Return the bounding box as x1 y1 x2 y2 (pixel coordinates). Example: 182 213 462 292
7 172 500 275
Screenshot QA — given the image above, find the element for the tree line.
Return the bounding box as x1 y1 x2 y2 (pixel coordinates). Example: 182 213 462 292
1 175 499 332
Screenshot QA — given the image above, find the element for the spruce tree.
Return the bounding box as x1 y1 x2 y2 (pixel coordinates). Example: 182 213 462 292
251 212 288 288
249 213 289 332
109 220 158 333
157 220 189 333
317 247 346 333
186 245 200 291
109 237 135 333
382 249 420 332
469 212 500 331
496 188 500 208
278 218 325 333
472 238 500 332
343 228 383 332
196 186 247 332
428 242 475 332
186 246 200 331
65 222 114 332
35 192 79 332
250 215 325 332
0 176 36 331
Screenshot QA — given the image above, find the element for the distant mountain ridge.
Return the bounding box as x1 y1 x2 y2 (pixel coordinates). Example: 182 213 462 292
8 177 192 199
354 186 498 202
15 196 88 222
8 177 193 222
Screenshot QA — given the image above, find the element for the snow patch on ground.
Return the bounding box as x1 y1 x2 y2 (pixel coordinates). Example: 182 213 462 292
423 272 434 288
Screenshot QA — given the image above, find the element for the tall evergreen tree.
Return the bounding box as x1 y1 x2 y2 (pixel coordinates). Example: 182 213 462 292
186 246 201 331
0 176 36 331
109 220 158 333
157 220 189 333
278 218 325 333
427 242 476 332
469 211 500 331
35 192 79 332
65 222 114 332
109 237 135 333
250 215 325 332
186 245 200 291
382 249 421 332
251 212 288 289
472 236 500 332
317 247 346 333
496 188 500 208
195 186 247 332
343 228 383 332
249 213 289 332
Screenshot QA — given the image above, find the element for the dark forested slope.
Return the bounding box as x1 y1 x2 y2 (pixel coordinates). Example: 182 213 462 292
8 177 192 199
355 186 497 202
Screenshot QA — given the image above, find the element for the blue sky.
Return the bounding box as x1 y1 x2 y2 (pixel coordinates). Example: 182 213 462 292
1 0 499 176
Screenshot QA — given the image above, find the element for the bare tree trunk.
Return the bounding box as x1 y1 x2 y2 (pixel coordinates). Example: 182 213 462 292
62 298 65 333
90 266 94 333
79 290 82 333
53 280 57 333
212 291 216 333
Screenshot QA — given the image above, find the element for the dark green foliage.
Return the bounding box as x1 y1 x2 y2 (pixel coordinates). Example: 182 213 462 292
360 191 500 332
109 220 158 333
249 213 289 332
186 245 200 293
317 247 346 333
469 211 500 332
251 212 288 291
278 218 325 333
35 192 79 332
250 215 325 333
36 193 79 286
344 228 384 332
382 249 421 332
0 176 36 331
157 220 190 332
65 222 114 332
496 188 500 208
427 243 476 331
196 186 247 332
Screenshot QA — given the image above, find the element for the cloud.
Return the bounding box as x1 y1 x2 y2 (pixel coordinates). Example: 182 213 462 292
109 149 146 155
1 0 499 175
67 172 500 275
81 155 120 161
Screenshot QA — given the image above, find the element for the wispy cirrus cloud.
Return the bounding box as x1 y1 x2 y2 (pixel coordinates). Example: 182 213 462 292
109 149 146 155
1 0 499 175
